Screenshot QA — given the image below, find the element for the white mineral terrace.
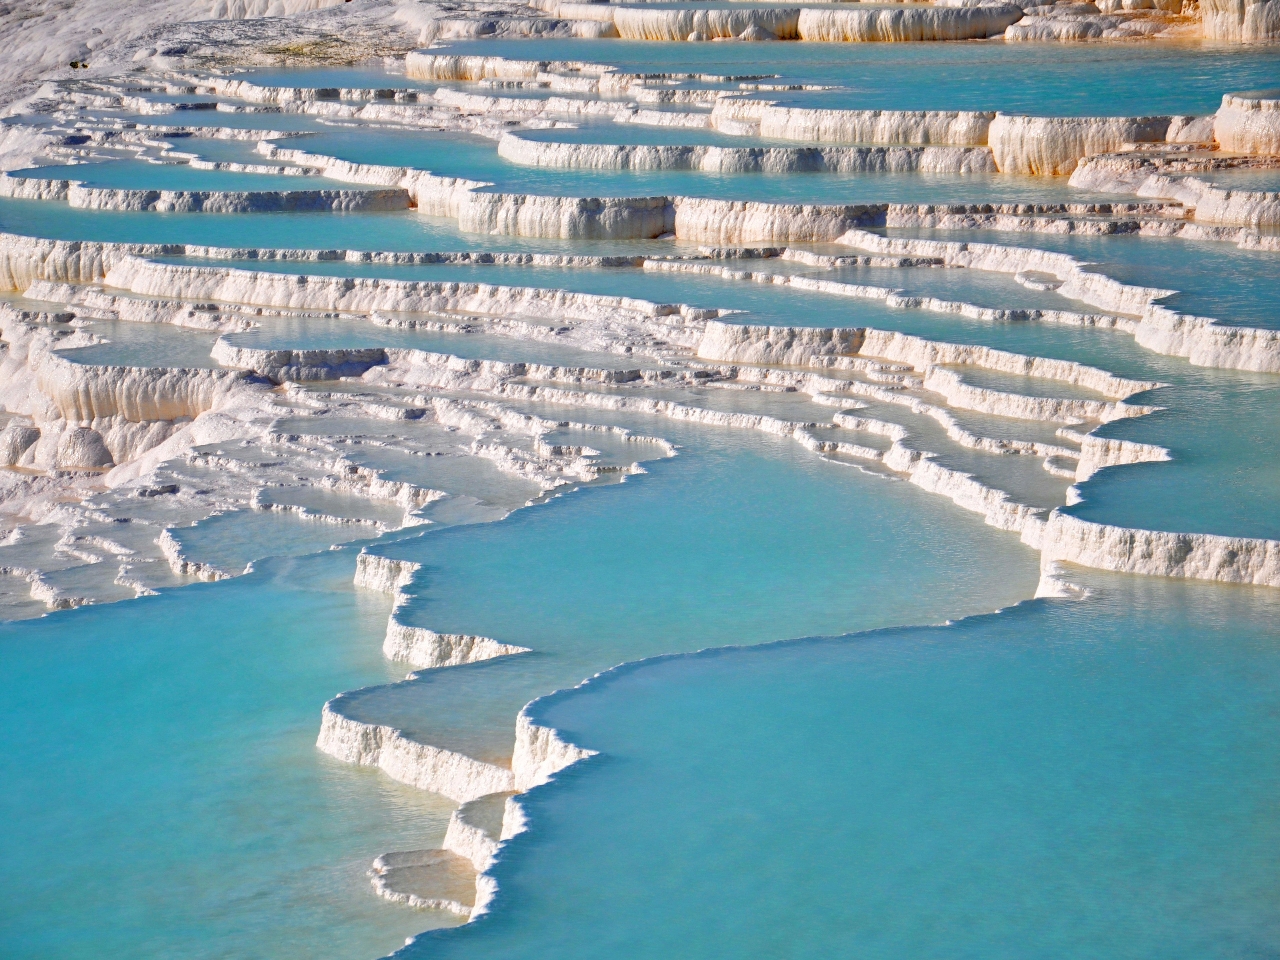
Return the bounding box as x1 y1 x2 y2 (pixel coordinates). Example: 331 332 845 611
1 8 1278 936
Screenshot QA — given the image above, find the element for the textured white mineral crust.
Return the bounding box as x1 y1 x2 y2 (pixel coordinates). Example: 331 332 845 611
796 4 1024 40
0 173 410 214
211 340 389 383
209 0 345 20
353 552 421 595
0 217 1260 617
367 848 477 916
0 226 1187 593
697 321 1159 402
383 621 532 670
1004 0 1193 42
511 709 597 792
496 133 997 175
421 2 1024 42
0 302 262 471
672 197 882 244
1068 155 1280 229
36 352 242 423
0 234 154 289
158 528 232 582
443 804 502 873
839 228 1280 373
1041 512 1280 587
695 322 865 367
0 270 575 611
0 0 439 112
369 791 516 921
1214 92 1280 156
611 6 801 40
405 52 554 82
102 255 682 319
738 104 995 146
988 114 1177 176
317 700 517 803
1200 0 1280 39
708 95 1270 179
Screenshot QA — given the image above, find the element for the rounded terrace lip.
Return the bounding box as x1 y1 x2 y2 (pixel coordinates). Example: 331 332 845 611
1 21 1279 960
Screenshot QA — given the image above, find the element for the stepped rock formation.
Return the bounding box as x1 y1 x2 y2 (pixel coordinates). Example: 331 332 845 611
1200 0 1280 38
1214 91 1280 155
1 17 1279 947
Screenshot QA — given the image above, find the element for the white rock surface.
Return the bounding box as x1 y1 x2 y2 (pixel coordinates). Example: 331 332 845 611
989 114 1174 176
1201 0 1280 39
317 701 517 803
384 620 532 670
796 4 1024 40
1214 91 1280 156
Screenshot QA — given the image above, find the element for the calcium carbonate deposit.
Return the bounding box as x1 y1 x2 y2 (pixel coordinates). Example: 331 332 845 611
1 1 1278 958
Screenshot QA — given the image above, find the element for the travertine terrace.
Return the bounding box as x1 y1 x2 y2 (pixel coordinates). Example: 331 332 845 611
1 0 1278 955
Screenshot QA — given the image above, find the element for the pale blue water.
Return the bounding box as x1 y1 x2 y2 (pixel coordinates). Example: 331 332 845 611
0 420 1038 958
81 109 331 132
57 318 220 367
233 64 722 97
948 364 1111 402
184 253 1092 313
285 127 1106 204
168 255 1153 366
178 225 1262 546
222 320 671 370
886 228 1280 330
128 92 224 106
334 420 1040 765
1070 368 1280 541
435 39 1280 116
519 125 796 148
897 232 1280 539
0 551 463 960
0 198 681 255
1183 168 1280 192
0 198 510 250
160 135 302 165
406 569 1280 960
